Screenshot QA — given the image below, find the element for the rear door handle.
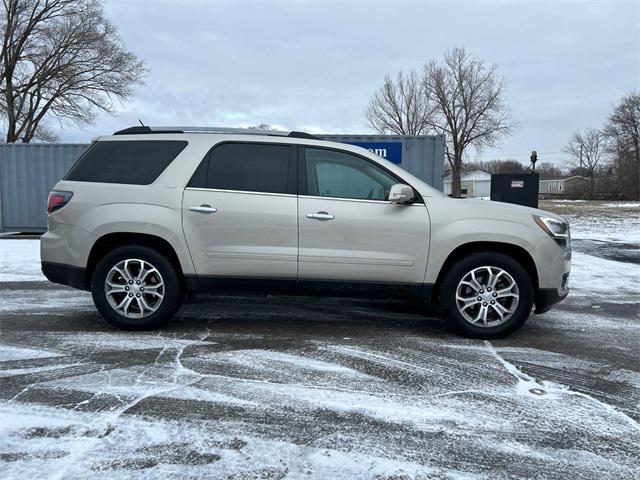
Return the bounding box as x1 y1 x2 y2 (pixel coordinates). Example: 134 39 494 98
306 211 334 220
189 205 217 214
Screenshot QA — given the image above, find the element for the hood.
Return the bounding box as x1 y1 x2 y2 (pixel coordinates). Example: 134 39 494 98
448 197 567 223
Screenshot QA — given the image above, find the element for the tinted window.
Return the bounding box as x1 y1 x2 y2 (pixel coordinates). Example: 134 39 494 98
204 143 291 194
305 148 397 200
65 140 187 185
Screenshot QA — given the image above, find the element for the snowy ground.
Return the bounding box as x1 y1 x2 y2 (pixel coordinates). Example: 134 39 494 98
1 201 639 479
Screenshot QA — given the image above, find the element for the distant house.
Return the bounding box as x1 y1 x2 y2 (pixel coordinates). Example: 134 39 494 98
539 176 590 197
444 170 491 197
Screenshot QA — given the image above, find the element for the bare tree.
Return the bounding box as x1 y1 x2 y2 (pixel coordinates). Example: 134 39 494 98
534 161 564 180
366 48 514 195
0 0 146 143
462 158 525 175
604 92 639 199
423 47 514 196
365 70 431 135
248 123 277 131
564 128 608 199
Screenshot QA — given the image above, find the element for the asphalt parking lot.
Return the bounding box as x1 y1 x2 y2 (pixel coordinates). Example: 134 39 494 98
1 201 639 479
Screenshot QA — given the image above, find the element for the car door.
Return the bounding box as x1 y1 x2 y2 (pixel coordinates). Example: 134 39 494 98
298 146 431 289
182 142 298 287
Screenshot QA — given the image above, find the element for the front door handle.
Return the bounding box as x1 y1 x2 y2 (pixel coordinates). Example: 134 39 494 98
306 211 334 220
189 205 217 214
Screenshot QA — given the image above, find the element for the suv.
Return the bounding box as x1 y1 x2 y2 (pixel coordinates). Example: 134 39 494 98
41 126 571 338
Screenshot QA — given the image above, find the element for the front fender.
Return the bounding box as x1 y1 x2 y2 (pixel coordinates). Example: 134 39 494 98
425 217 541 285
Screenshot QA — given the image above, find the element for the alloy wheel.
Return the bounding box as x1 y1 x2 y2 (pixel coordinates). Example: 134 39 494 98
455 266 520 327
104 259 165 319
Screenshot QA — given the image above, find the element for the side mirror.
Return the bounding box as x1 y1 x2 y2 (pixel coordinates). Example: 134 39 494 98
389 183 415 203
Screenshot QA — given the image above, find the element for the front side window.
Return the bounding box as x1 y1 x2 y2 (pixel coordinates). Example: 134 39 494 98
305 148 397 201
65 140 187 185
203 143 292 194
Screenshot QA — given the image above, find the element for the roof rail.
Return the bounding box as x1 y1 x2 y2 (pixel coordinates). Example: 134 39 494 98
113 126 183 135
113 126 319 140
287 131 319 139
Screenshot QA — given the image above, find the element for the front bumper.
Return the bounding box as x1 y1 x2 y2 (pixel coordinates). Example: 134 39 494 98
534 283 569 314
533 232 571 314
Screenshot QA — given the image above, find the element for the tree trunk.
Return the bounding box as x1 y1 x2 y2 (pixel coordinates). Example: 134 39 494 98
452 154 462 197
635 137 640 201
589 175 595 200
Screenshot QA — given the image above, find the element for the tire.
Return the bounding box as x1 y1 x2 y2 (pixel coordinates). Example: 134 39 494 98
439 252 534 339
91 246 182 330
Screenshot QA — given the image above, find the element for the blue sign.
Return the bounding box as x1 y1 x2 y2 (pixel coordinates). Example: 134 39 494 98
346 142 403 164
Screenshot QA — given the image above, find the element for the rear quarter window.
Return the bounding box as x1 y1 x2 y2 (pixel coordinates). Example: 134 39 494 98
64 140 188 185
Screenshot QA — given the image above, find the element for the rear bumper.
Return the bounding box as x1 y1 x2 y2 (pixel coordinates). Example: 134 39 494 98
534 286 569 314
41 262 87 290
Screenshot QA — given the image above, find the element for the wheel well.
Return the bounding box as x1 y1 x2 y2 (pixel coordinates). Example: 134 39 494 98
85 233 184 289
433 242 539 299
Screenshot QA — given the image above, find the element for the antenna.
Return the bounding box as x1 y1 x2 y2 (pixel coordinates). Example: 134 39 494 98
138 119 145 127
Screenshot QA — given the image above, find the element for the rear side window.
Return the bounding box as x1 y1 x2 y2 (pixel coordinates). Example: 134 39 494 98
190 143 293 194
65 140 187 185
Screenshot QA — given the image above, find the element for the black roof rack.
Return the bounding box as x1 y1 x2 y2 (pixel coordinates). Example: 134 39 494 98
112 126 320 139
287 131 319 140
114 126 183 135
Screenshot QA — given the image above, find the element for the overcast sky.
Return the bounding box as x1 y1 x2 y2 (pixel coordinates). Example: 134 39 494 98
58 0 639 167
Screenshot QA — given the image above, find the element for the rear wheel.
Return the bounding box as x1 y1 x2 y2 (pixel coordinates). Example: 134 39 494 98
91 246 182 330
439 252 534 338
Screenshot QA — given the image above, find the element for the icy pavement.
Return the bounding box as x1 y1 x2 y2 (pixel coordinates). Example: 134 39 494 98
1 307 639 479
1 207 639 479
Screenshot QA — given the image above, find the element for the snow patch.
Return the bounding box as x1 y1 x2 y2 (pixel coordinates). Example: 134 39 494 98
0 289 93 313
51 332 212 351
602 202 640 208
0 345 61 362
569 251 640 301
202 349 363 374
0 363 78 378
0 239 45 282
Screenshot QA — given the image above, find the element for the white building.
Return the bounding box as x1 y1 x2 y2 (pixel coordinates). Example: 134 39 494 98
443 170 492 197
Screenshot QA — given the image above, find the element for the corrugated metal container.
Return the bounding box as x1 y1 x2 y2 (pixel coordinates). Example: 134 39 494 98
321 134 445 191
0 144 87 232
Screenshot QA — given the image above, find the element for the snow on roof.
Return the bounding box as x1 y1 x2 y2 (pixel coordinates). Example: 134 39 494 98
443 170 492 182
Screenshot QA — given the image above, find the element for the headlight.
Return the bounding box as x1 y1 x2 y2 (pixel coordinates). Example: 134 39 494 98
533 215 569 239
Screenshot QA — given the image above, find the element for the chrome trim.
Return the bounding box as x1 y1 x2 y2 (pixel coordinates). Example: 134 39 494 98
306 212 335 220
184 187 296 198
300 195 424 206
189 205 217 214
184 188 425 205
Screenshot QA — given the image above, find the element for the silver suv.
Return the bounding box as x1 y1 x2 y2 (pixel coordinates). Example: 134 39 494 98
41 126 571 338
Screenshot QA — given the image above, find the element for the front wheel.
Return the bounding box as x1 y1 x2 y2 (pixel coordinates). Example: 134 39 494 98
91 246 182 330
439 252 534 338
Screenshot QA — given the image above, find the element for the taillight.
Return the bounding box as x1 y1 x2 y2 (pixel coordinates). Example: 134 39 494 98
47 191 73 214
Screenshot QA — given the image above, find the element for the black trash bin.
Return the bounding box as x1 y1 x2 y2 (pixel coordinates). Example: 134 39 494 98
490 173 539 208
